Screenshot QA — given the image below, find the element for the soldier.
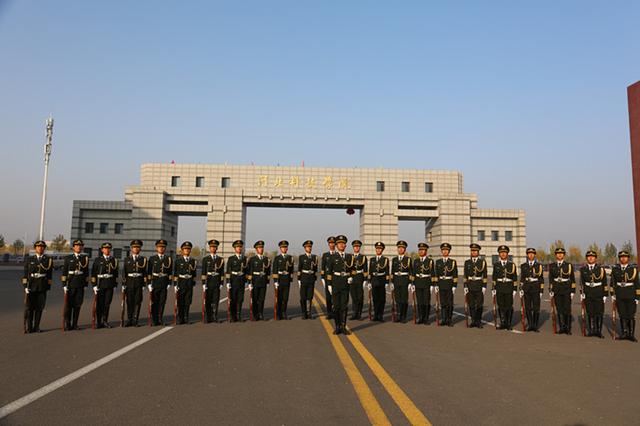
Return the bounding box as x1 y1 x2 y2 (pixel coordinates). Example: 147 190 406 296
297 240 318 319
349 240 368 320
173 241 197 325
520 248 544 332
273 240 294 320
435 243 458 326
548 247 576 334
610 250 639 341
325 235 354 334
390 241 413 323
411 243 435 325
247 240 271 321
91 242 119 328
61 239 89 330
201 239 225 323
492 245 518 330
226 240 248 322
147 239 172 326
463 243 487 328
579 250 608 338
321 236 337 319
22 240 52 333
369 242 390 322
122 239 147 327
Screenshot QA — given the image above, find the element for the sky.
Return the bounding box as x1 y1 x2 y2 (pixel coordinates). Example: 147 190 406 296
0 0 639 253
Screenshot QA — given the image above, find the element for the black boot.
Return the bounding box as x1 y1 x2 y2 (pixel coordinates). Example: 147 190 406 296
308 301 314 319
630 319 637 342
566 314 572 335
497 309 504 329
596 315 604 338
532 312 539 332
72 308 81 330
33 310 43 332
343 310 351 335
506 309 513 330
213 306 219 323
349 304 358 321
356 302 363 320
103 307 112 328
333 316 341 335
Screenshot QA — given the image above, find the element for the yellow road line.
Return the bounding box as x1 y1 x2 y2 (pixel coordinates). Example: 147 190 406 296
315 290 432 426
311 298 391 426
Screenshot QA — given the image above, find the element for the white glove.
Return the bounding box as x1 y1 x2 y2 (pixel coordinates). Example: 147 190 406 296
347 277 353 284
570 293 574 300
549 291 554 297
430 286 434 293
274 282 279 288
580 293 585 300
389 283 395 291
321 279 326 289
463 287 469 295
452 287 457 294
636 299 639 305
602 296 607 303
93 286 98 294
24 287 30 294
491 289 496 296
612 295 616 301
327 285 333 295
409 284 416 292
298 280 301 289
248 284 253 291
512 291 516 297
173 286 178 293
519 290 524 297
362 281 367 290
121 286 126 293
63 286 68 293
203 284 208 291
481 287 486 295
367 282 372 290
226 283 231 290
219 284 224 290
434 286 439 293
540 293 543 299
147 284 152 292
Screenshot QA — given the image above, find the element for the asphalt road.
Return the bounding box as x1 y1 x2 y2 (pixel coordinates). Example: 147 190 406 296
1 266 638 425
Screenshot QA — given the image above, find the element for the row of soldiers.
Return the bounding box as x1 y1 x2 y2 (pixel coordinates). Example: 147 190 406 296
22 237 640 341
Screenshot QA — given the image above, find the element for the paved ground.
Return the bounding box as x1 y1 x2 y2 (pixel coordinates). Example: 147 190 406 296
1 265 638 425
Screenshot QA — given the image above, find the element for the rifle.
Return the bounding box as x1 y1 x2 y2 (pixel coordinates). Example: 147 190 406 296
464 291 470 328
62 290 68 332
249 287 254 321
120 285 126 327
227 287 231 323
23 290 30 334
148 287 153 326
174 287 178 325
93 263 102 330
412 288 417 324
612 299 618 340
202 285 206 323
492 292 498 330
550 295 558 334
580 292 586 337
391 288 397 322
368 286 372 321
435 289 440 326
520 292 527 332
273 285 278 321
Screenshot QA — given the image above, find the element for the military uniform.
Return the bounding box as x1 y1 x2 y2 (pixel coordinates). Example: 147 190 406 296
412 244 436 324
435 243 458 326
147 239 173 326
390 241 413 323
519 248 544 332
122 240 147 327
326 235 354 334
297 240 318 319
272 241 294 320
247 241 271 321
226 240 248 322
321 236 336 320
349 240 368 320
61 240 90 330
610 251 639 341
173 242 197 325
463 244 487 328
22 241 53 333
368 243 390 322
492 245 518 330
549 248 576 334
579 251 608 338
201 240 225 323
91 243 119 328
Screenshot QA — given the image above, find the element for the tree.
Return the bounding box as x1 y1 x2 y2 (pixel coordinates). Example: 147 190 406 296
549 240 566 256
50 234 67 252
587 242 602 260
0 234 5 250
536 247 549 264
567 245 582 264
620 241 636 262
12 239 24 256
604 243 617 265
191 246 202 259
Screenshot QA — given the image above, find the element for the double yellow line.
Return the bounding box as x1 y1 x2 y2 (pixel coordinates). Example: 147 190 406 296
313 290 431 426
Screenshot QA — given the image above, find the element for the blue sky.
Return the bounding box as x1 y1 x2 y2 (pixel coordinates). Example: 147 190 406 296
1 1 639 252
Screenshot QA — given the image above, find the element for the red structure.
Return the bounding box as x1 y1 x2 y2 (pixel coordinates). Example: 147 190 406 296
629 81 640 256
